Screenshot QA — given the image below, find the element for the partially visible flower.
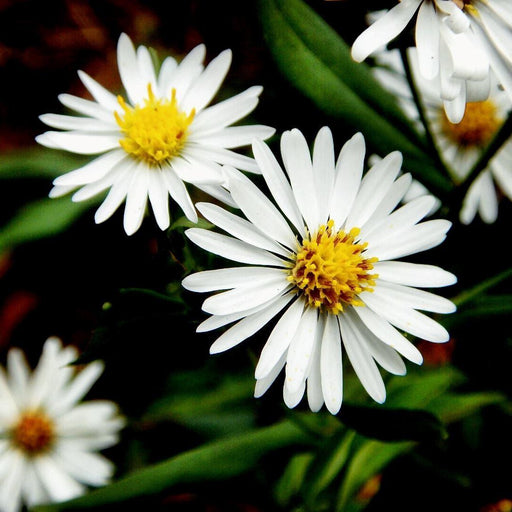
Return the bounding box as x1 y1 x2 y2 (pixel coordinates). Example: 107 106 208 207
373 47 512 224
0 337 124 512
37 33 274 235
182 128 456 414
351 1 497 123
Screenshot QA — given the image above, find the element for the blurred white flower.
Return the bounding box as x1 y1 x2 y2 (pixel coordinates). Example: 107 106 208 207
0 337 124 512
373 46 512 224
351 1 510 123
182 128 456 414
37 33 274 235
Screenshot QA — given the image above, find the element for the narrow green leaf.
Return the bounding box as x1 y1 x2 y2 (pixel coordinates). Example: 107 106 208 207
258 0 452 192
0 196 98 251
428 391 505 424
453 267 512 307
32 421 314 511
304 430 356 507
275 452 315 507
336 439 414 512
0 148 88 179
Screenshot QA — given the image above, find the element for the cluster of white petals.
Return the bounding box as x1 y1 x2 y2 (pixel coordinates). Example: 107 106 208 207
183 129 456 414
352 0 512 124
373 46 512 224
0 337 123 512
37 33 274 235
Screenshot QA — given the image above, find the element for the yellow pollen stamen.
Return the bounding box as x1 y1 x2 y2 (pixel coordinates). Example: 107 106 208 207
114 84 195 167
288 220 378 314
12 411 55 455
441 100 502 148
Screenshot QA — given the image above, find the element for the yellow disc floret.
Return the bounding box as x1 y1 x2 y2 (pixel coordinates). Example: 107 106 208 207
115 84 195 167
441 100 502 148
289 220 378 314
12 411 55 455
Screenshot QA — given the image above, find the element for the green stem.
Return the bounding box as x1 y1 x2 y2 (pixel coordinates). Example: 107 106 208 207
452 266 512 307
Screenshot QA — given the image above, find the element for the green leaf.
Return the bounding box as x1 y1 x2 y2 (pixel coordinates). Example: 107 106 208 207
338 404 448 443
0 196 98 251
304 430 356 507
0 148 88 180
31 420 314 511
275 452 315 508
258 0 452 193
428 391 505 424
335 438 414 512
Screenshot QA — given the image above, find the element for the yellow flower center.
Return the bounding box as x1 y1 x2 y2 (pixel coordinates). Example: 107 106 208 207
115 84 195 167
12 411 55 455
441 100 502 148
288 220 378 314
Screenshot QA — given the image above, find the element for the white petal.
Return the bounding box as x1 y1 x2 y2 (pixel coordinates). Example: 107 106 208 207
252 138 305 236
39 113 117 132
53 149 127 187
312 127 336 222
136 45 158 90
340 314 386 403
201 275 290 316
32 455 85 503
362 291 450 343
228 172 297 250
373 261 457 288
123 164 149 235
147 171 171 231
329 132 366 228
255 298 305 379
192 86 262 133
255 352 286 398
36 132 120 155
415 0 439 79
161 165 197 222
181 49 232 113
196 201 290 256
193 125 275 149
6 348 30 406
284 307 319 394
166 44 206 103
77 70 120 112
345 151 402 230
117 33 147 105
185 228 285 266
183 266 285 293
374 281 456 313
209 294 293 354
306 335 324 413
57 93 114 122
352 305 423 364
281 129 320 233
320 314 343 414
351 0 422 62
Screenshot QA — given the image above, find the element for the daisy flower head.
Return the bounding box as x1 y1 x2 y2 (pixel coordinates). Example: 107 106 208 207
374 46 512 224
182 128 457 415
0 337 124 512
36 33 274 235
351 1 494 123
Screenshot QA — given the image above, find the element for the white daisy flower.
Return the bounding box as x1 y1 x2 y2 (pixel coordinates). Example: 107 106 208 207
182 128 456 414
0 337 124 512
373 47 512 224
351 1 492 123
36 33 275 235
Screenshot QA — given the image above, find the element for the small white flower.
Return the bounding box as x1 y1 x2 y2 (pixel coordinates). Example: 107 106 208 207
351 1 496 123
0 337 124 512
37 33 274 235
373 47 512 224
182 128 456 414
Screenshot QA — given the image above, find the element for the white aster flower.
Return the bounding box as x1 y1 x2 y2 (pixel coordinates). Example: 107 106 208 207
351 1 493 123
36 33 274 235
0 337 124 512
374 47 512 224
182 128 456 414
